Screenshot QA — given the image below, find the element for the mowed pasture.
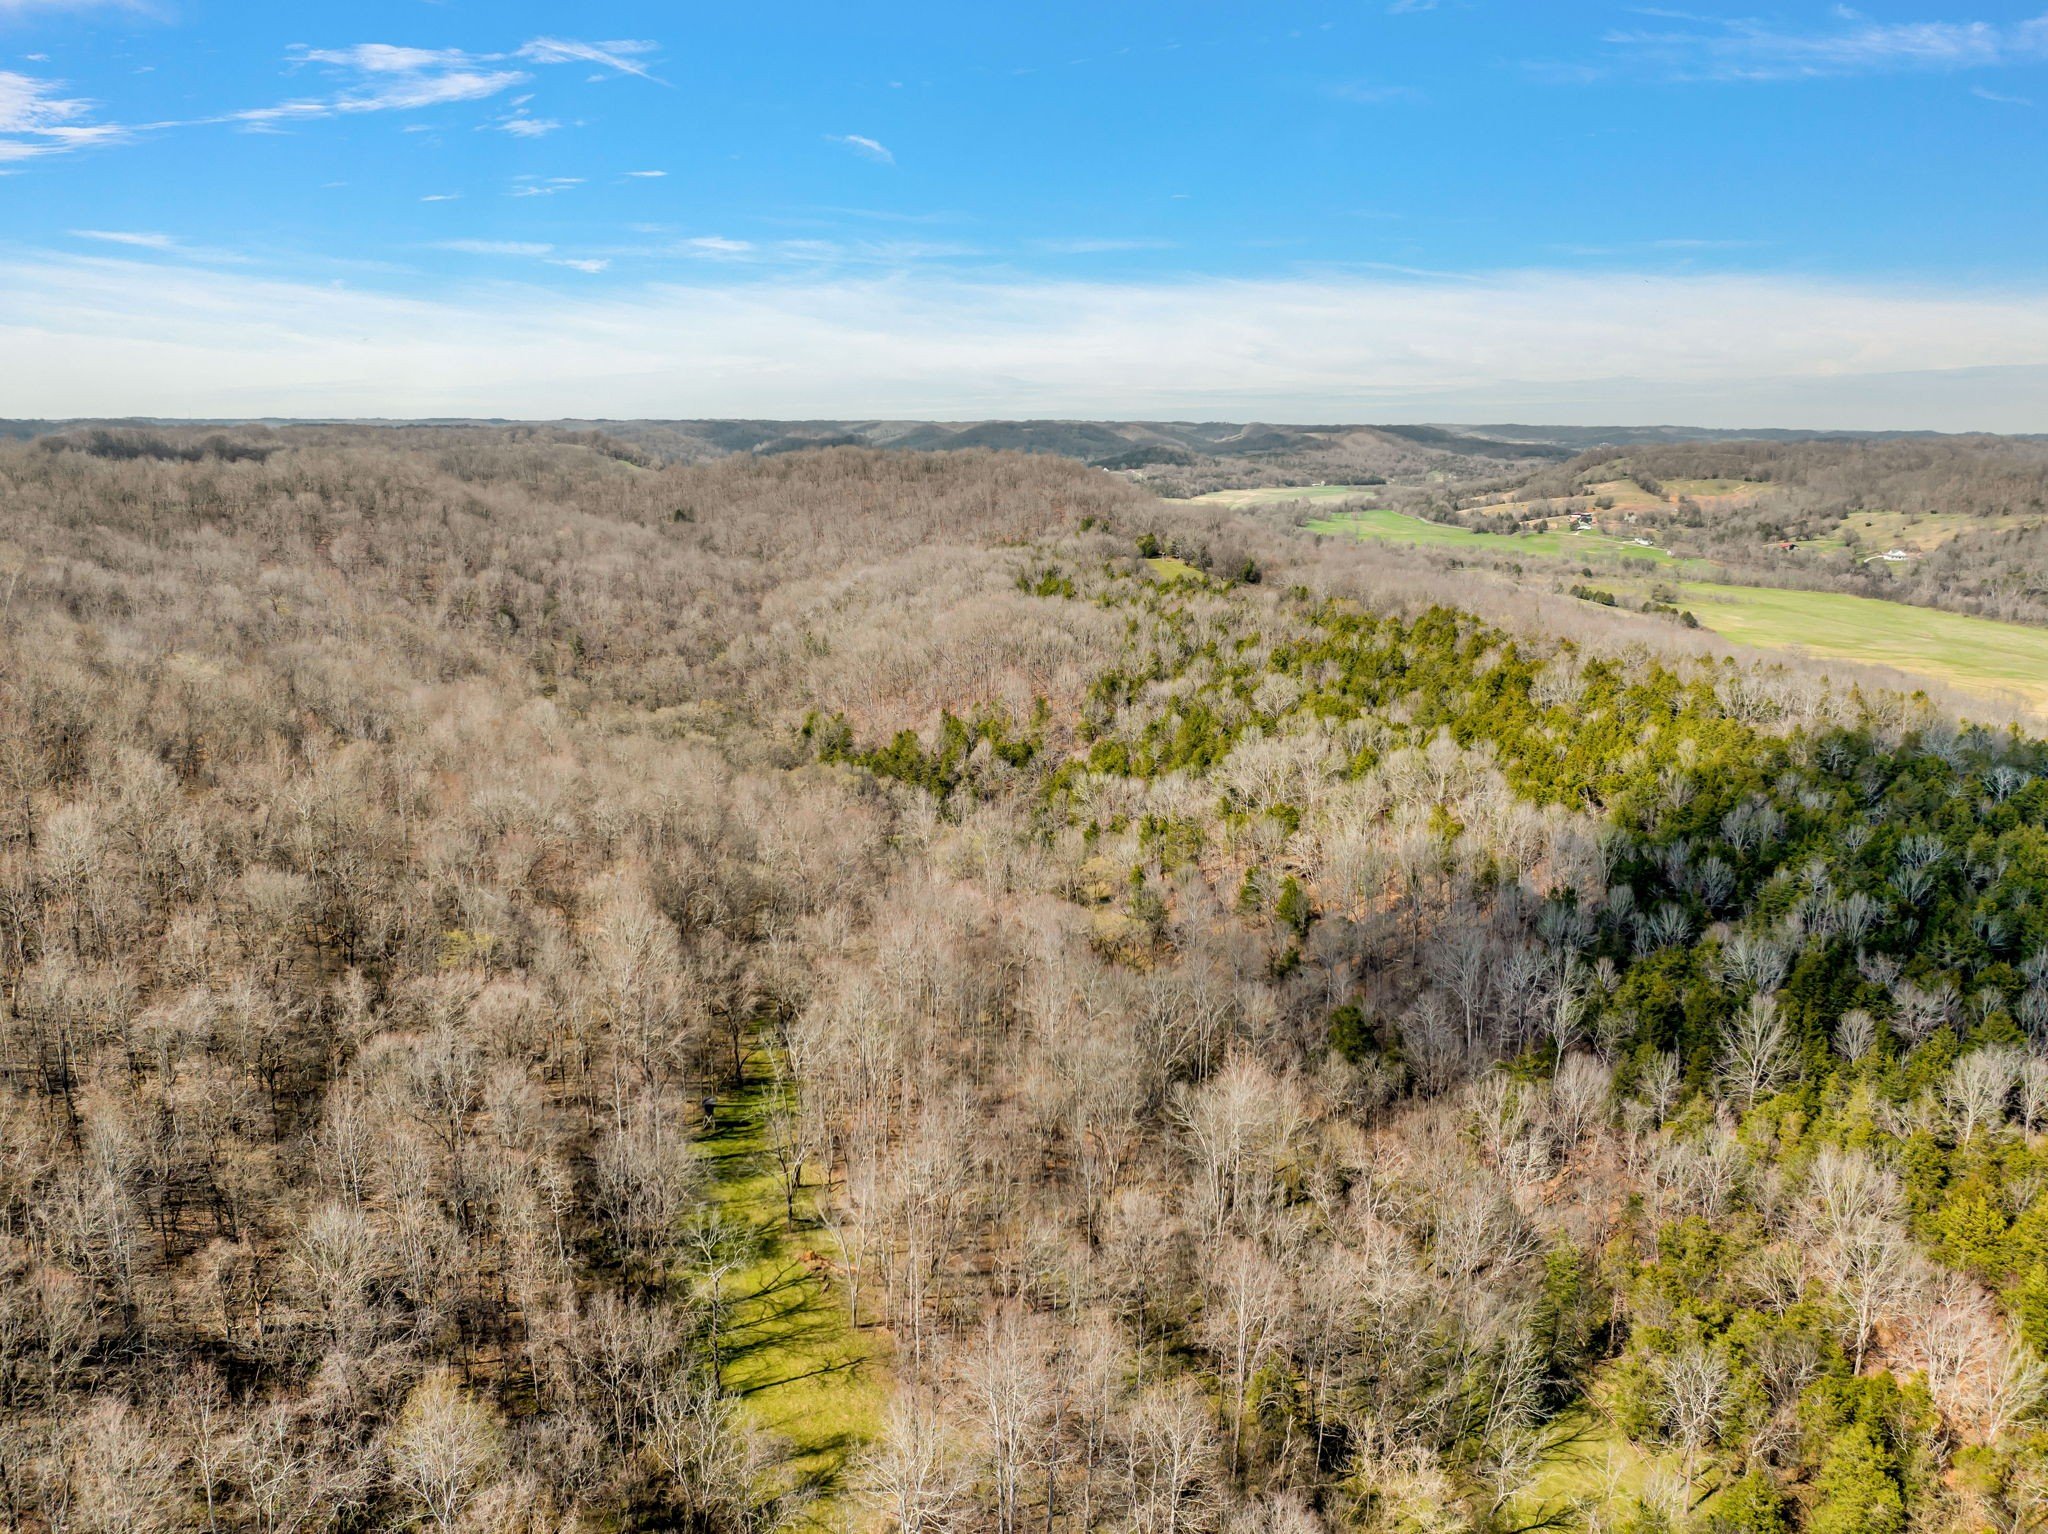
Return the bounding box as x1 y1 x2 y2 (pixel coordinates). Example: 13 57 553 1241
1304 505 1678 564
1298 506 2048 710
1668 579 2048 710
1176 483 1392 508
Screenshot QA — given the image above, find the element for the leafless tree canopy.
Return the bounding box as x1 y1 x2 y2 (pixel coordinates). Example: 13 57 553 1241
0 428 2043 1533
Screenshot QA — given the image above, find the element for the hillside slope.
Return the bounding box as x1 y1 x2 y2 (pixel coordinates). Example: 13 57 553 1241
4 432 2048 1533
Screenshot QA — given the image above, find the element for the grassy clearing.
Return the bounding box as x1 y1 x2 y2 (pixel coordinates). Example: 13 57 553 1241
1514 1390 1727 1527
1305 506 1679 566
1830 508 2038 554
1145 555 1205 582
1665 580 2048 709
1661 477 1764 499
1584 477 1664 510
1175 484 1389 507
699 1055 888 1523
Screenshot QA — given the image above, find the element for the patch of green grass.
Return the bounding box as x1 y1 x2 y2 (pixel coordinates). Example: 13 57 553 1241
1661 477 1763 499
1176 483 1389 507
1145 555 1204 582
699 1057 888 1524
1309 510 2048 709
1667 579 2048 708
1584 476 1665 510
1305 506 1680 567
1828 507 2039 555
1514 1391 1728 1527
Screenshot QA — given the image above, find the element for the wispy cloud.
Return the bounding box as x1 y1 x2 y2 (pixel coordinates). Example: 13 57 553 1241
1973 83 2035 104
435 239 555 257
494 111 560 138
508 175 583 198
0 68 122 161
1035 237 1175 254
515 38 663 83
70 228 174 248
624 169 666 178
66 228 254 265
1593 11 2048 82
234 47 525 127
420 193 461 203
432 239 608 275
0 0 148 11
827 133 894 164
228 36 660 131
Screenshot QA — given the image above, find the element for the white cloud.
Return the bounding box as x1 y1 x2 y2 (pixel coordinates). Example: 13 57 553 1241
434 239 554 256
420 193 461 202
827 133 894 164
237 48 528 125
1599 11 2048 82
515 38 662 82
70 228 174 248
624 169 666 177
509 176 582 198
9 256 2048 429
548 257 610 273
684 236 754 255
495 113 559 137
1036 237 1174 254
231 35 659 130
0 68 121 161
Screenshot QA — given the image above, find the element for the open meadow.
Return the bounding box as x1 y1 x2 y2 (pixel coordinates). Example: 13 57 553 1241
1666 578 2048 709
1174 483 1395 508
1298 502 2048 709
1303 503 1680 563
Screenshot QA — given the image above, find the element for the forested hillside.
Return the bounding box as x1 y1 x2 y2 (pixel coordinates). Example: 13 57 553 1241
5 428 2048 1533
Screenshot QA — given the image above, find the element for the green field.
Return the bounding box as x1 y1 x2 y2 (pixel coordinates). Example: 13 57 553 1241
1298 506 2048 711
700 1051 888 1523
1177 483 1390 507
1304 505 1678 565
1667 579 2048 709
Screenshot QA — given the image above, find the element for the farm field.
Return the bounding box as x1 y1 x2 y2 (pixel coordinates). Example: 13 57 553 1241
1831 507 2038 553
1304 504 1679 564
1175 483 1390 507
1664 579 2048 709
1300 506 2048 710
1660 477 1764 499
1582 476 1664 509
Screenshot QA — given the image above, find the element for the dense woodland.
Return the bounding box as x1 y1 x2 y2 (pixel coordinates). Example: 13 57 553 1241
6 428 2048 1533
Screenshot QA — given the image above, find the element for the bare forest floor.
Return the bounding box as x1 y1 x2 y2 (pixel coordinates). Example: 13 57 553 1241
699 1048 890 1523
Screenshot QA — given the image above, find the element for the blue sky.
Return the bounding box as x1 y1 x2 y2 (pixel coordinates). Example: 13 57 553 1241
5 1 2048 425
